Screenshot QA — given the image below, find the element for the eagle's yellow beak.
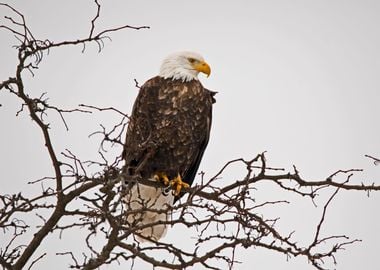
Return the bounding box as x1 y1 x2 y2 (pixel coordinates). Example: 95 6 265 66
193 61 211 77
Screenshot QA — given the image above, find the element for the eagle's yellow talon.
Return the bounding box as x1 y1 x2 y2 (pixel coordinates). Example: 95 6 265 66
153 172 170 186
170 174 189 196
154 172 189 196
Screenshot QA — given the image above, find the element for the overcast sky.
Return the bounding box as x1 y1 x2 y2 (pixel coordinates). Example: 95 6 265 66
1 0 380 269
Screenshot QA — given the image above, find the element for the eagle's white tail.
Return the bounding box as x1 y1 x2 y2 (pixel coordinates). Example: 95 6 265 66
124 182 174 242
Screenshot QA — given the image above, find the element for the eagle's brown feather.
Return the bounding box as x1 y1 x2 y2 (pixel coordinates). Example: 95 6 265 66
123 76 214 200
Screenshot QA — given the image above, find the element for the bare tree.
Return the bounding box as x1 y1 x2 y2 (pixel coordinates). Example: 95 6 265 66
1 2 379 270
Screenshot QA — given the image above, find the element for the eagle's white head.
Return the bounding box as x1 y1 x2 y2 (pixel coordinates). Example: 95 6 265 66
159 51 211 82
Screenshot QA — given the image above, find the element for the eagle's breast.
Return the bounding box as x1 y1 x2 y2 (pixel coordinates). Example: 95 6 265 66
123 76 213 186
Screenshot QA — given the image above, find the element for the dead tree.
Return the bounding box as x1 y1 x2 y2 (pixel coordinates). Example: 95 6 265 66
1 2 379 270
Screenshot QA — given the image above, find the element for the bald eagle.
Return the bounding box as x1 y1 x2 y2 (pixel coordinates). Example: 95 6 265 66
122 51 215 241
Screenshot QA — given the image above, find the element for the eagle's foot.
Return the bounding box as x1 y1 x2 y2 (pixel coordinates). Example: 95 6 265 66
153 172 170 186
170 174 189 196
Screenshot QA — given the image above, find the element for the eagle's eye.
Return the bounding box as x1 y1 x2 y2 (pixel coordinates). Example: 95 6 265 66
188 58 197 64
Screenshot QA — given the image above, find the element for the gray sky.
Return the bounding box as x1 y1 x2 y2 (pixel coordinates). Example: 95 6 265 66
1 0 380 269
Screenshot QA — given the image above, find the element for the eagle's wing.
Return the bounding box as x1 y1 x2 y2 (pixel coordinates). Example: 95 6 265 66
181 89 215 190
122 77 161 178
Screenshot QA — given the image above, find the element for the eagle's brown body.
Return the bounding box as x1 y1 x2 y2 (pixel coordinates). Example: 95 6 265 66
123 76 215 200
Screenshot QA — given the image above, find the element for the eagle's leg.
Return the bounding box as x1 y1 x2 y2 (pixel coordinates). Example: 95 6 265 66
153 172 170 186
170 174 189 196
